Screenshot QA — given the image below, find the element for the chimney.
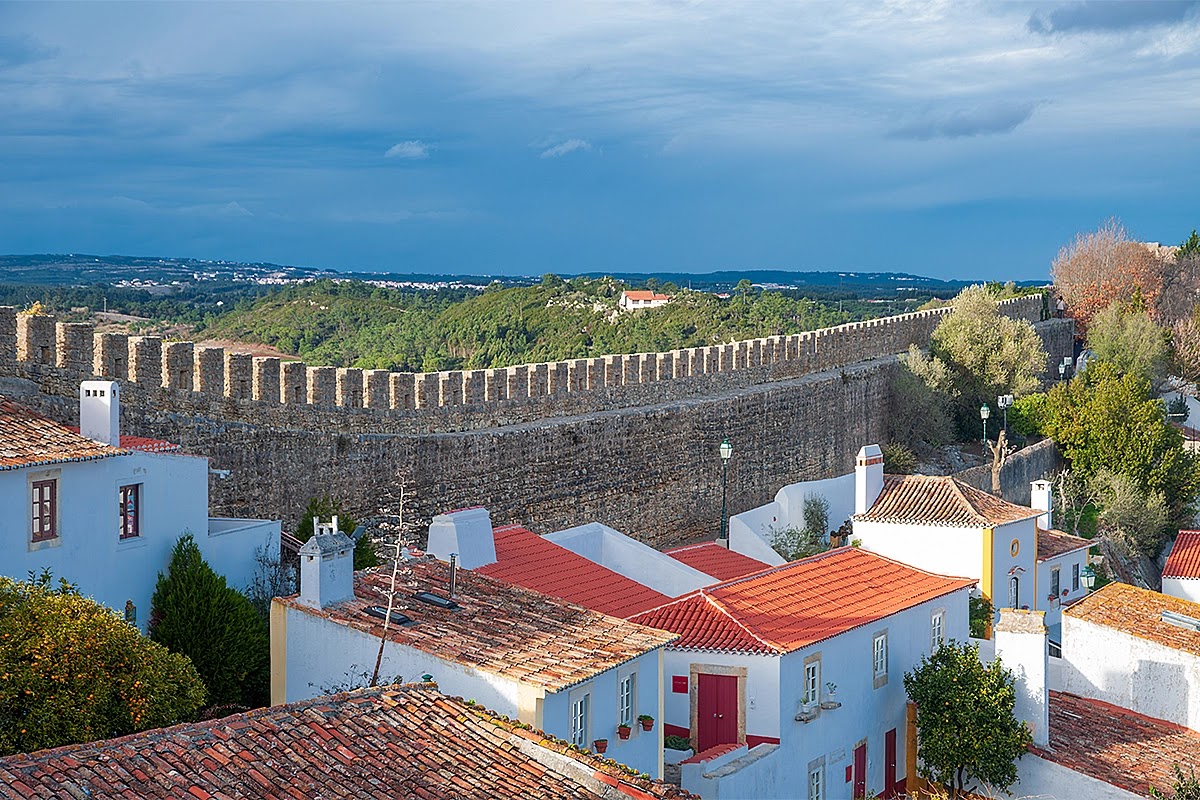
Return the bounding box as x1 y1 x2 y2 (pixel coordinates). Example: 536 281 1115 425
994 609 1049 747
297 518 356 609
80 380 120 447
426 507 497 569
1031 480 1053 529
855 444 885 515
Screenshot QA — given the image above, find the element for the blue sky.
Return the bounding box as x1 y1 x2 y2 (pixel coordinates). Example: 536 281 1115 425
1 1 1198 281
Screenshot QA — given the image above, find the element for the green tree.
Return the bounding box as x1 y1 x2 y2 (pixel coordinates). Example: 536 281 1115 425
770 495 830 560
1152 763 1200 799
903 641 1032 794
0 572 206 756
1086 302 1170 387
1091 469 1171 560
296 495 378 569
149 535 270 708
1180 230 1200 260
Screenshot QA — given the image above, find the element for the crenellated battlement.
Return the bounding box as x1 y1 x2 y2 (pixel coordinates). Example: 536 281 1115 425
0 295 1047 432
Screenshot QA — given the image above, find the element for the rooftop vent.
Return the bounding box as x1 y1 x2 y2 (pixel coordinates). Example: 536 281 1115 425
1162 609 1200 632
412 591 460 611
364 605 412 626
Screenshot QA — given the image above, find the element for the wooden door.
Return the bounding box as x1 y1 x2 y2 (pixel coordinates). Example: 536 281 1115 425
696 673 738 752
885 728 897 796
853 741 867 799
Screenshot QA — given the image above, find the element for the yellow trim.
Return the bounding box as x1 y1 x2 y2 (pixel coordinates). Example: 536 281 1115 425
982 527 994 639
269 599 287 705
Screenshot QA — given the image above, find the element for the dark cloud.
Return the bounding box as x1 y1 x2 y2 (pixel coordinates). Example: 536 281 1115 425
1028 1 1198 34
888 103 1037 141
0 34 56 69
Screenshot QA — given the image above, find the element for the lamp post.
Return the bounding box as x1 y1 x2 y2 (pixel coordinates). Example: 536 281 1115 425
980 403 990 447
997 394 1013 437
1082 564 1096 592
719 438 733 545
1058 362 1066 381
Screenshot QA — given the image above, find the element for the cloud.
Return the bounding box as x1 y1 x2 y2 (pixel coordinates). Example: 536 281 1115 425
539 138 592 158
0 34 56 69
385 140 431 159
1028 1 1199 34
888 102 1038 141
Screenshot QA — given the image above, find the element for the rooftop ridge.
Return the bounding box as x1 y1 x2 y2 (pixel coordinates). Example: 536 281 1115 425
698 592 783 653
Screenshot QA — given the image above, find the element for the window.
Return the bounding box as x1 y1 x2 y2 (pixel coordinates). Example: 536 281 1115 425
803 659 820 706
1072 563 1080 592
808 765 823 800
618 672 636 727
31 479 57 542
1050 567 1061 598
1008 576 1020 609
873 631 889 688
119 484 141 540
569 690 590 747
930 611 945 652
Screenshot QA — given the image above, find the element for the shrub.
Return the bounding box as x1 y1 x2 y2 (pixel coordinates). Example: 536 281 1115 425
664 735 692 751
150 535 270 708
0 572 206 756
968 595 993 639
882 443 917 474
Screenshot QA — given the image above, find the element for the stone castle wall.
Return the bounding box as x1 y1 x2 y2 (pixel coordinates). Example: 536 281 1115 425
0 296 1073 545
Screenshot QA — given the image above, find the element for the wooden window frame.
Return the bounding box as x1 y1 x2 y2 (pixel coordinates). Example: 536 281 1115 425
31 479 58 543
119 483 141 540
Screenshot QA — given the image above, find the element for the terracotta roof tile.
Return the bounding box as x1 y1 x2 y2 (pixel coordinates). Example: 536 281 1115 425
664 542 772 582
621 291 671 302
476 524 673 618
1164 531 1200 579
1037 527 1092 562
855 474 1042 527
630 547 975 654
279 558 677 692
1031 692 1200 797
0 684 696 799
0 397 126 470
1066 582 1200 656
67 425 182 454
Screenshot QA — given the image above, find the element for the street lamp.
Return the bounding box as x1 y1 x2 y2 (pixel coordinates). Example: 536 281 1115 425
998 394 1013 436
1082 564 1096 591
718 438 733 545
1058 362 1066 381
980 403 991 446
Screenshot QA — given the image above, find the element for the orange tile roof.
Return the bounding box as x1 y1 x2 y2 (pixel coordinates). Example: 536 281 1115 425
1037 527 1092 562
630 547 975 655
622 290 671 302
1031 692 1200 798
0 684 695 800
665 542 772 582
854 474 1042 527
476 524 673 618
1164 531 1200 579
0 397 126 471
1066 582 1200 656
67 425 182 454
278 558 677 692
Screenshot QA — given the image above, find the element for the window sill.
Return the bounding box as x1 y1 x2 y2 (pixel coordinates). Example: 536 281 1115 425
28 536 61 553
117 536 147 550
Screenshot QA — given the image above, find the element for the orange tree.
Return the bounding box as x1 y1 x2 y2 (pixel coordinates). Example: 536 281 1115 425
0 572 206 756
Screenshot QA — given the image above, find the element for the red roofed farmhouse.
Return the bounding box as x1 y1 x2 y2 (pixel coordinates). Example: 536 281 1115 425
629 546 975 799
619 290 672 310
1164 530 1200 603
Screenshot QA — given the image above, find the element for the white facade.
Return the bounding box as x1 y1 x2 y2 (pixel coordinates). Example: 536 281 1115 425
619 292 671 310
1164 576 1200 604
545 522 716 595
727 472 854 565
1035 546 1090 635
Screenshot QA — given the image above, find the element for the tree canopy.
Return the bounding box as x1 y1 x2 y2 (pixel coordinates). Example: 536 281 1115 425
1086 301 1170 388
903 641 1032 794
1051 218 1164 331
0 572 206 756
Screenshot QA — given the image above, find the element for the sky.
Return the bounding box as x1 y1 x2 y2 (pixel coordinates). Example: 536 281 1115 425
1 1 1198 281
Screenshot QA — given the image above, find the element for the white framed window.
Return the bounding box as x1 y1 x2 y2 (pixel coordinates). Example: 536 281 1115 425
569 687 590 747
618 672 636 727
803 659 820 706
1050 567 1061 598
930 610 945 652
807 756 825 800
873 630 889 688
1009 576 1020 609
1072 563 1080 592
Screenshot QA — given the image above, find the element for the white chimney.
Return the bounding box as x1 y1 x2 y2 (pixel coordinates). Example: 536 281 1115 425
297 519 356 609
855 444 885 515
426 507 497 569
994 609 1049 747
1031 480 1053 529
80 380 120 447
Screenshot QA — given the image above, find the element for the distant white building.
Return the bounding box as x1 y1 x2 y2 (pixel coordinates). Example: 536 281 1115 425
1163 530 1200 603
0 382 279 630
619 290 672 311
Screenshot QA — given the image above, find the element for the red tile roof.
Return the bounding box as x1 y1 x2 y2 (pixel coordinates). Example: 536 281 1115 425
1037 527 1092 562
0 397 126 471
476 524 673 618
665 542 772 582
855 474 1042 527
1031 692 1200 798
1066 582 1200 657
630 547 975 654
66 425 182 453
278 558 677 692
1164 531 1200 579
0 684 695 800
622 290 671 302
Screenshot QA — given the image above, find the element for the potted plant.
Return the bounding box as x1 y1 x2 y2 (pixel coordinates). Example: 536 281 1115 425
820 682 841 710
617 723 632 740
638 714 655 732
593 738 608 754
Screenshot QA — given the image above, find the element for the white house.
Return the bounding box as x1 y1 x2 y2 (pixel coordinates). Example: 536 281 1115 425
0 382 279 631
619 290 672 311
629 547 975 800
1163 530 1200 603
271 522 678 779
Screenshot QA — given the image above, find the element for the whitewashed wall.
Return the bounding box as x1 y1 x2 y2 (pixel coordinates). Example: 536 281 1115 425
661 650 781 741
1164 576 1200 603
1036 548 1089 634
853 520 984 580
1015 753 1141 799
727 472 855 565
545 522 714 595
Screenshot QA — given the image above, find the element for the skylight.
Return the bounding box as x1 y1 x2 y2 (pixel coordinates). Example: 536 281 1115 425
364 605 412 626
412 591 459 610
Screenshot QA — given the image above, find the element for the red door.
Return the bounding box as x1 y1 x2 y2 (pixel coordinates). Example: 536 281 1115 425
853 742 867 799
884 728 897 797
696 673 738 752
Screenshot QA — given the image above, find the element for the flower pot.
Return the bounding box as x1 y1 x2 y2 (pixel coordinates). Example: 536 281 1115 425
593 739 608 754
617 726 631 740
639 718 654 732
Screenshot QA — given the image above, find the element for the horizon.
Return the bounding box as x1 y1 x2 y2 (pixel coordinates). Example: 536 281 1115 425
2 2 1198 281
